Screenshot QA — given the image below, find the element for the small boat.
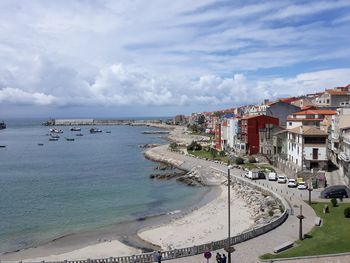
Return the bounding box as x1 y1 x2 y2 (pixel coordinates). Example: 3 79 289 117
51 134 60 139
0 121 6 130
49 138 59 141
0 145 6 148
70 127 81 131
65 138 75 141
90 128 102 133
76 133 83 136
105 131 111 133
49 128 63 133
38 143 44 146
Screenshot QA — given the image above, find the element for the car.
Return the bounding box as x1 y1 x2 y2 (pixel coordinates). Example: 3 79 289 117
277 176 287 184
288 179 297 188
258 171 266 179
297 182 308 190
324 189 348 199
268 172 277 181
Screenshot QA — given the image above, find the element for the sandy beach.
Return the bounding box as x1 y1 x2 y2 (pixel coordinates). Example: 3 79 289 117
138 185 253 250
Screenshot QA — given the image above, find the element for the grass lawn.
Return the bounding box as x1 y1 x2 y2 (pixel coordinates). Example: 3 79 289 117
260 202 350 260
188 150 228 163
241 162 257 170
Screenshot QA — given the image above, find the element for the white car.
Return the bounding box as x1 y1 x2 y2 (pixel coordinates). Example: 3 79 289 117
268 172 277 181
297 182 308 190
288 179 297 188
277 176 287 184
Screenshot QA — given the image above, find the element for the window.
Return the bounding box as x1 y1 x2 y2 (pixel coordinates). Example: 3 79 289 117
289 122 292 126
313 148 318 160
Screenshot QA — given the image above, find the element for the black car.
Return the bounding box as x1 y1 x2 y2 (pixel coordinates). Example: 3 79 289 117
321 185 350 199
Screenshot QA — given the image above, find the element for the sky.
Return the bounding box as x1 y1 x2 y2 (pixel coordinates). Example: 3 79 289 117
0 0 350 118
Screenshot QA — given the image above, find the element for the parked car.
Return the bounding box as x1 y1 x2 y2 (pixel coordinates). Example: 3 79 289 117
268 172 278 181
277 176 287 184
297 182 308 190
324 189 348 199
288 179 297 188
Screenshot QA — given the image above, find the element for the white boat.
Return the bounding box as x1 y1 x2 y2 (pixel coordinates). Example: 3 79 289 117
70 127 81 131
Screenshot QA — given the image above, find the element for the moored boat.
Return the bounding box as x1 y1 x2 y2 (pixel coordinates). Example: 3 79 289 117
49 138 59 141
0 121 6 130
76 133 83 136
49 128 63 133
70 127 81 131
90 128 102 133
65 138 75 141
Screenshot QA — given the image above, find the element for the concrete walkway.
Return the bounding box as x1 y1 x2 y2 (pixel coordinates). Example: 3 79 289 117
150 146 318 263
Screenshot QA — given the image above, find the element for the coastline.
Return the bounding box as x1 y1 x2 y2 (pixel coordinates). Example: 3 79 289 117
1 124 255 262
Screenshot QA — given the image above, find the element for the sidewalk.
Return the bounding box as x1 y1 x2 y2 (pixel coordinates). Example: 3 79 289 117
153 147 317 263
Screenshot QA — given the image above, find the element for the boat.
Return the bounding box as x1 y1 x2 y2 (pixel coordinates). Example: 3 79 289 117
105 131 112 133
0 121 6 130
0 145 6 148
76 133 83 136
90 128 102 133
38 143 44 146
49 128 63 133
70 127 81 131
49 138 59 141
51 134 60 139
65 138 75 141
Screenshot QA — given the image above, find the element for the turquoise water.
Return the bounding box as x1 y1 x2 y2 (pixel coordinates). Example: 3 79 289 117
0 119 205 253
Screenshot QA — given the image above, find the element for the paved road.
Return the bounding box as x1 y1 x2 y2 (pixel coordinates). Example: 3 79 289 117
148 145 318 263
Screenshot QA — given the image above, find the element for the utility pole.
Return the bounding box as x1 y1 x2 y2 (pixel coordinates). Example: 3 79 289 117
297 205 305 240
225 164 235 262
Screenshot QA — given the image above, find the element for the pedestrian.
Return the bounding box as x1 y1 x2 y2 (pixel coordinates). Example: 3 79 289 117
216 252 222 263
221 253 227 263
156 251 162 263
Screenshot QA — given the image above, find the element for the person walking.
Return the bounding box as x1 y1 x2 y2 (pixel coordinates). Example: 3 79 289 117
221 253 227 263
216 252 222 263
156 251 162 263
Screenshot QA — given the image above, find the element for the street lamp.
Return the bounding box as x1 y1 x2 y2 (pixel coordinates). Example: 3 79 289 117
308 181 313 205
296 205 305 241
225 163 235 263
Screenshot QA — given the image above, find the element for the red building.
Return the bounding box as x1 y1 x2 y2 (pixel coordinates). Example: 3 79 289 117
214 123 221 150
241 115 279 155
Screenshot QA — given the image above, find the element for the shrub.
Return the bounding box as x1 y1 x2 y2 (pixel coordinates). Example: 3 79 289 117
235 157 244 165
187 141 202 151
344 207 350 218
248 156 256 163
219 150 226 157
210 148 217 157
169 142 178 150
268 209 274 217
331 198 338 207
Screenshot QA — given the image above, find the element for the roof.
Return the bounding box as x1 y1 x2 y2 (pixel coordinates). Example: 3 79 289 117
326 89 350 95
274 129 288 135
288 126 327 136
293 109 337 115
242 115 278 121
266 97 299 106
287 118 323 121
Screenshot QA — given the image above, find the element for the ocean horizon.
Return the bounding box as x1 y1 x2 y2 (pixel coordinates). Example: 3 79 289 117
0 119 206 254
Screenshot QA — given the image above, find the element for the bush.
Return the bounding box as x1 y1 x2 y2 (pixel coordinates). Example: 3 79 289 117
187 141 202 151
169 142 178 150
219 150 226 157
331 198 338 207
210 148 218 157
344 207 350 218
248 156 256 163
235 157 244 165
268 209 274 217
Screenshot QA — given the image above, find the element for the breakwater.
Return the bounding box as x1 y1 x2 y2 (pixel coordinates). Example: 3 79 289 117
43 119 164 126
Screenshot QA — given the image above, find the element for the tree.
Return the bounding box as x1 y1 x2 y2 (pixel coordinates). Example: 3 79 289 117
169 142 178 150
197 115 205 125
248 156 257 163
187 141 202 151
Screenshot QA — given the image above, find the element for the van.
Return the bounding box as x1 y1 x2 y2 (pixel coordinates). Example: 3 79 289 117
268 172 277 181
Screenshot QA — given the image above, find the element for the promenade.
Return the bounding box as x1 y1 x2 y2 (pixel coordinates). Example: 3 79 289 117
148 144 318 263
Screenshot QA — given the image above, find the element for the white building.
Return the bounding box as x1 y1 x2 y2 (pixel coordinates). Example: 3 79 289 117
287 126 328 172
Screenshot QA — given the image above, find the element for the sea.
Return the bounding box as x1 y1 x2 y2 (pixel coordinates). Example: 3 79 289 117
0 119 207 254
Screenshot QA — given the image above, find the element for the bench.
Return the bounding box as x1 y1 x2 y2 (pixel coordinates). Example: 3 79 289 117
315 217 322 226
273 241 294 253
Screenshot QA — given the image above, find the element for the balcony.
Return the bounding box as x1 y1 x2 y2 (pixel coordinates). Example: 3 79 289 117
339 152 350 162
